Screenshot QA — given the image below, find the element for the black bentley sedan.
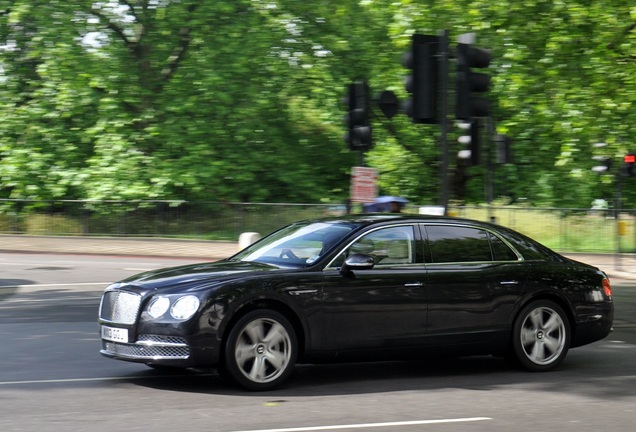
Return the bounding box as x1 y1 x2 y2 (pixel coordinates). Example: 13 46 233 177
98 215 614 390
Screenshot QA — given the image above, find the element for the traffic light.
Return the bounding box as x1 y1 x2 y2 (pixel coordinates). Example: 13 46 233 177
495 134 513 164
591 156 612 173
402 34 440 124
457 120 480 165
591 142 611 173
344 81 372 151
455 42 492 119
621 152 635 177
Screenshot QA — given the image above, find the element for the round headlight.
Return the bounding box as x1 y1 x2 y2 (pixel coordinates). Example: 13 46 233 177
170 295 200 320
147 296 170 318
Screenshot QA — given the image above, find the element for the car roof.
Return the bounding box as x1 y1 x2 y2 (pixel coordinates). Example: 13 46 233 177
305 213 560 262
304 213 492 227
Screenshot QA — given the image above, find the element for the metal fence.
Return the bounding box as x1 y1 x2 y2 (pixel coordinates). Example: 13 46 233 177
448 205 634 253
0 199 340 240
0 199 634 253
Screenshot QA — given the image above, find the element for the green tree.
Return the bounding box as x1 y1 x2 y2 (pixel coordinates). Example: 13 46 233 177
1 0 635 208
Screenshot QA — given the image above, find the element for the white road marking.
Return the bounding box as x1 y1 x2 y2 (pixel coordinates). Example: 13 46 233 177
0 282 110 300
0 282 111 290
0 262 158 271
0 296 100 305
0 262 74 267
232 418 493 432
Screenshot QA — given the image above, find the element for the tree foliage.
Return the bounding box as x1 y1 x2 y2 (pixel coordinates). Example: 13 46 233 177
1 0 635 207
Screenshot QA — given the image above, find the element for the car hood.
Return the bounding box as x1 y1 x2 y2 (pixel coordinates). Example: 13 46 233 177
115 260 284 291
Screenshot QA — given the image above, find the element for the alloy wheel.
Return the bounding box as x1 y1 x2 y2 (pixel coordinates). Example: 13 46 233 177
520 306 567 365
512 300 570 371
224 310 297 390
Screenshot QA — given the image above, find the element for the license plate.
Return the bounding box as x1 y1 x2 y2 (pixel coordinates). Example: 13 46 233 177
101 325 129 343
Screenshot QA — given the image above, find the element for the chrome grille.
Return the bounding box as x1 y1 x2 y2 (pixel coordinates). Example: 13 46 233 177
101 334 190 360
138 335 187 345
99 290 142 324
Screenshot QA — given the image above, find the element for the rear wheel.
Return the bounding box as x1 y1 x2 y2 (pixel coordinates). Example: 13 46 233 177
511 300 570 371
223 309 297 391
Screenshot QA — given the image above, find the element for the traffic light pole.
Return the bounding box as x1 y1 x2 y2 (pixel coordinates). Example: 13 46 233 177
486 117 496 222
439 30 451 214
614 172 623 271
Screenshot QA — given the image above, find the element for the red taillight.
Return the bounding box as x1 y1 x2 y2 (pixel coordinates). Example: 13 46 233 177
602 278 612 298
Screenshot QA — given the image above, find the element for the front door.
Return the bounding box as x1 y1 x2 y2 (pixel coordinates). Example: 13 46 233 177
320 225 428 352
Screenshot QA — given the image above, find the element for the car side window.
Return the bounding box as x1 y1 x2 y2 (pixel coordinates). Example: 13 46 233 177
489 233 519 261
333 226 416 267
425 225 493 263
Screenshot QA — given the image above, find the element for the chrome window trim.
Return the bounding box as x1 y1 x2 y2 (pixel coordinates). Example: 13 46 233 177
323 221 524 270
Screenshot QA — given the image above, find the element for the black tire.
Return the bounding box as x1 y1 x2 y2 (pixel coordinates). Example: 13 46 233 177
511 300 571 371
223 309 297 391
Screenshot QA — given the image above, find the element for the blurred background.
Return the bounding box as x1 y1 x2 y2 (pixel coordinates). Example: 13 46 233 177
1 1 635 252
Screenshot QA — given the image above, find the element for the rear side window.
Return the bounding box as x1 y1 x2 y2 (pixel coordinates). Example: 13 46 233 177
424 225 518 263
489 233 519 261
426 225 492 263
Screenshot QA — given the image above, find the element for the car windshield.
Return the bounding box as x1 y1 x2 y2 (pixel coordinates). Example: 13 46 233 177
231 221 356 268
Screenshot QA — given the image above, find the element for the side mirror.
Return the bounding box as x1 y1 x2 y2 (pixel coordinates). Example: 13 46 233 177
340 253 375 275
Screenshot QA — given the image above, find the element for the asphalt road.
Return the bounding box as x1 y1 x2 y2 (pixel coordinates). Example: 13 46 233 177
1 252 635 432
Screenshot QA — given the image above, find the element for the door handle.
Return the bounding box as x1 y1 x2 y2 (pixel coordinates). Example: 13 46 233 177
404 282 423 287
500 281 519 285
287 289 319 296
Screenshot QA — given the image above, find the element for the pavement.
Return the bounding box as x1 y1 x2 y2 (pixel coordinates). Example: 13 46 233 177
0 234 238 261
1 234 635 281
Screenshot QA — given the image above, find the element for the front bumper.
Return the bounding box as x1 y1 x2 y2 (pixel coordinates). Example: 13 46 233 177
100 334 191 363
98 286 223 367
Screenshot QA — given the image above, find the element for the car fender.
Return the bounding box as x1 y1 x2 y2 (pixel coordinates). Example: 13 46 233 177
212 276 319 353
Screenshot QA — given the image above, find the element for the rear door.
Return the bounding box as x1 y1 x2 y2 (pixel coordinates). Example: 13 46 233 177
422 224 528 346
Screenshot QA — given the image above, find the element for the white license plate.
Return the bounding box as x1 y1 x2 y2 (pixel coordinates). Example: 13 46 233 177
101 326 129 343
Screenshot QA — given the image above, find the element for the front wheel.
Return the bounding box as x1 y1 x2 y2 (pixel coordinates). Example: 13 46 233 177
223 309 297 391
511 300 570 371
